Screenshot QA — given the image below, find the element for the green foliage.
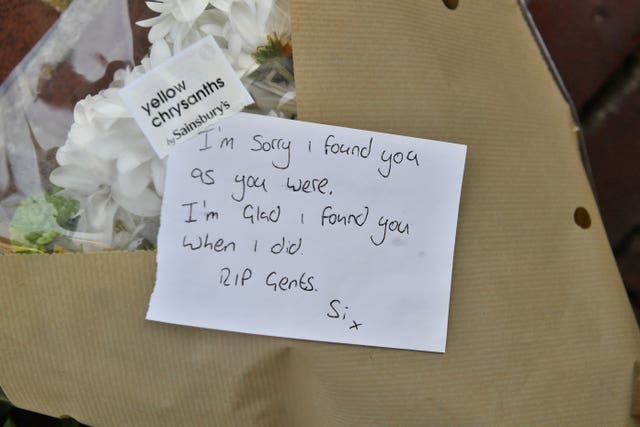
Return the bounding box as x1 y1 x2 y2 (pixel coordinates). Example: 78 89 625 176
251 33 294 85
9 192 79 253
252 33 289 65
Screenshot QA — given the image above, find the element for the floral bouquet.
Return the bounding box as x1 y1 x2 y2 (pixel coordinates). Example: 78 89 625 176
1 0 295 254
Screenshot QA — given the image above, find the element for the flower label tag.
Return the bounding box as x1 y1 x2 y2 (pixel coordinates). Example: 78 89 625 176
120 36 254 158
147 113 467 353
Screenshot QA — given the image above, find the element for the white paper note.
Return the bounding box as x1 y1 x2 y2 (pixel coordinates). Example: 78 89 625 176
119 36 253 158
148 113 467 352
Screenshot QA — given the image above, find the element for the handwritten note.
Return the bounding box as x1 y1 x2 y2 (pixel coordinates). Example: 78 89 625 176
147 113 467 352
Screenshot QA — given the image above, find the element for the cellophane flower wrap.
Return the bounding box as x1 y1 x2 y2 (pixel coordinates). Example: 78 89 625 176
0 0 295 254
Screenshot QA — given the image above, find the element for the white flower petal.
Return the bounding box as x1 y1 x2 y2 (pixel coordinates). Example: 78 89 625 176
91 137 128 161
137 14 166 27
150 39 172 65
148 16 174 41
200 23 224 36
183 27 207 47
116 153 143 174
269 0 291 37
256 1 274 27
139 57 154 74
145 1 174 13
112 186 162 217
85 187 118 230
66 126 98 150
169 22 190 50
115 163 152 199
92 97 129 118
229 0 272 50
56 145 93 166
198 8 229 31
150 158 166 196
210 0 231 12
234 52 258 77
171 0 209 22
50 165 103 195
227 32 242 57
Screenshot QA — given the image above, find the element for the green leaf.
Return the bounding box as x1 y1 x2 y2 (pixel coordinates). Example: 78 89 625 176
47 192 80 230
252 33 288 64
2 416 16 427
9 192 79 253
251 33 295 85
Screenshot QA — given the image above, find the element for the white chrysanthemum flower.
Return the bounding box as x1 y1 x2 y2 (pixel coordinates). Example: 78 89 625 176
138 1 234 65
50 63 166 250
227 0 290 52
51 0 295 250
210 0 290 77
139 0 290 78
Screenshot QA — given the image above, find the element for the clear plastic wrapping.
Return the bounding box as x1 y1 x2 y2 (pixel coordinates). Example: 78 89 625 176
0 0 295 254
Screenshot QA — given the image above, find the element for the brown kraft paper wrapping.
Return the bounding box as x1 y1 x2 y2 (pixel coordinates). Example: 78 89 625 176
1 1 639 425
